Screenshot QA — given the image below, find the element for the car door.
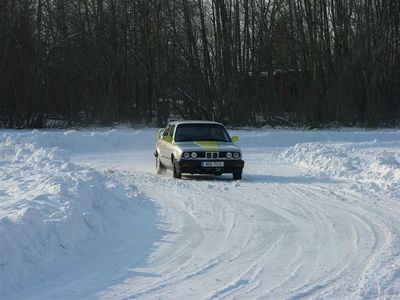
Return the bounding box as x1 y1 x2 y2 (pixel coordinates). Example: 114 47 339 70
158 124 168 164
159 124 172 166
164 125 176 166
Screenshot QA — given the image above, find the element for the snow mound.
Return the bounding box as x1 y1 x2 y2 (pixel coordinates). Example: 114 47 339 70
0 136 156 297
279 142 400 196
0 128 153 154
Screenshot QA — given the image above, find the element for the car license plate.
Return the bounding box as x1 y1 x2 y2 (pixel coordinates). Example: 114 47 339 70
201 161 224 167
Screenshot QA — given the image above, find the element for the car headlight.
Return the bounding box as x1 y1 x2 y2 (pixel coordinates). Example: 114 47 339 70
226 152 232 159
233 152 240 158
191 152 198 158
183 152 190 159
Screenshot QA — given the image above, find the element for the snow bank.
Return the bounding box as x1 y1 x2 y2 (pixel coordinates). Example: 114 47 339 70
278 141 400 197
236 128 400 148
0 134 156 297
0 128 155 154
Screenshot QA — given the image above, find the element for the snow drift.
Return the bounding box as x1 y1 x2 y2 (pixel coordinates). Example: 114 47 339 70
0 133 158 298
278 141 400 197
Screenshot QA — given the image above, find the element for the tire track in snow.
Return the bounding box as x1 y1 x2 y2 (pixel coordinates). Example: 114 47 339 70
113 172 240 299
73 153 399 300
127 173 380 299
278 184 392 299
309 184 400 299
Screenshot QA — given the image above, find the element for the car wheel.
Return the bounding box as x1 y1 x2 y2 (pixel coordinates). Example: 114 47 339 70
172 156 181 179
156 154 165 174
233 172 242 180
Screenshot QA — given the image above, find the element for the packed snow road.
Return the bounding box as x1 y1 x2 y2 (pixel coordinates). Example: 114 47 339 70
1 128 400 299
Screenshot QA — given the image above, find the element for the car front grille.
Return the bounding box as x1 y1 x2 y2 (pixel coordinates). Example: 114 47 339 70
206 152 219 159
183 151 240 159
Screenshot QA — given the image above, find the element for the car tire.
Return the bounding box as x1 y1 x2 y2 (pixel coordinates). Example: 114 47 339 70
173 165 181 179
156 154 165 174
172 156 181 179
233 172 242 180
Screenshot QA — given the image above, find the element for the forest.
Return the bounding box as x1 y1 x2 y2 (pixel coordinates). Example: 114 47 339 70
1 0 399 128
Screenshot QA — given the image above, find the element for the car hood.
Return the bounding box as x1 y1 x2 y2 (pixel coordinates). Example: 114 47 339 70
174 141 241 152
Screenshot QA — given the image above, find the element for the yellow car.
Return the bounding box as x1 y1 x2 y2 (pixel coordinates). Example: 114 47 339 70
155 121 244 180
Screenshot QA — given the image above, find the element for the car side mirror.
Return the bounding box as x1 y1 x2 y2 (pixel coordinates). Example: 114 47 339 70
231 136 239 143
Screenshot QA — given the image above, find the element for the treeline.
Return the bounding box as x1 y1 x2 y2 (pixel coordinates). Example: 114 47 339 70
1 0 399 128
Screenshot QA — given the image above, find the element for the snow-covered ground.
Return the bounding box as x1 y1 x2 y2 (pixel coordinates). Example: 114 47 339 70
1 128 399 299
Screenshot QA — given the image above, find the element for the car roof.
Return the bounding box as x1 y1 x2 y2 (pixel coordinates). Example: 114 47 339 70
167 120 224 126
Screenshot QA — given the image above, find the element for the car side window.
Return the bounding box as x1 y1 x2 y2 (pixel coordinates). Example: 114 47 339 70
163 125 171 137
169 125 175 139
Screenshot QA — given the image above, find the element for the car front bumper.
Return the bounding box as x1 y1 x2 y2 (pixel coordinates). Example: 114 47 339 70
175 159 244 175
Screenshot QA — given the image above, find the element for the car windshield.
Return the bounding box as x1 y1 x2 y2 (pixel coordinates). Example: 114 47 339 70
174 124 231 142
